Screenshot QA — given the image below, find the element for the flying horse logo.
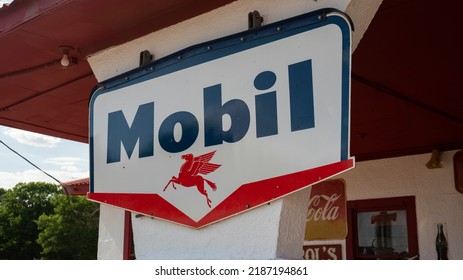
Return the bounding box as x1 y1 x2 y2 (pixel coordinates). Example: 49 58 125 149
163 151 221 207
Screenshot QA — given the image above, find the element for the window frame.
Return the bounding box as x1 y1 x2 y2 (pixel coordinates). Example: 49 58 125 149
346 196 419 260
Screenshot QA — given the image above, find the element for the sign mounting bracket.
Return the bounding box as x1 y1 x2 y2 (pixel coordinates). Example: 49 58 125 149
248 10 263 30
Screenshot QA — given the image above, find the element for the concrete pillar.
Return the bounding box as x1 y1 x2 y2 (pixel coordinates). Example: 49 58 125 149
97 204 126 259
131 188 311 259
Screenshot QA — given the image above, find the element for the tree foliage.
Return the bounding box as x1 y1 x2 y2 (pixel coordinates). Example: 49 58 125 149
37 195 99 259
0 182 60 259
0 182 99 259
0 187 5 200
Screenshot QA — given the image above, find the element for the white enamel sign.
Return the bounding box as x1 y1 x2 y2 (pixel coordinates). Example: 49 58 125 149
88 9 354 228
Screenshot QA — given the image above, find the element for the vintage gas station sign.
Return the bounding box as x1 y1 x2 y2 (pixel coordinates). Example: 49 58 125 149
88 9 354 228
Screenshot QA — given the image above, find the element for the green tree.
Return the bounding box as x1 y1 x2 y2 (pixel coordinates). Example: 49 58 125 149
0 187 5 201
0 182 60 259
37 195 99 259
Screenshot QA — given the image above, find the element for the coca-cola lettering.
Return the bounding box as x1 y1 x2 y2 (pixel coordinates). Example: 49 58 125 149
307 193 341 221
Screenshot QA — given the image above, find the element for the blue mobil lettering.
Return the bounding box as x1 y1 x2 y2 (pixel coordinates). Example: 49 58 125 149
106 59 314 163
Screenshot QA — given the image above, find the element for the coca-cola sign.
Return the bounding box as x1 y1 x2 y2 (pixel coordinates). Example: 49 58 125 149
305 179 347 240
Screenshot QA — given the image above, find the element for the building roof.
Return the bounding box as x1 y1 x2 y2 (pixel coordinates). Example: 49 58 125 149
62 177 89 195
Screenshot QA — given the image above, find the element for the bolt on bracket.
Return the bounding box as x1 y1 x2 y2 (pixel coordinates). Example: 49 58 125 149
248 10 263 30
139 50 153 67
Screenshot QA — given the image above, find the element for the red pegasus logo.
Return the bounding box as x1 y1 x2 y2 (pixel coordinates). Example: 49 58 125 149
163 151 221 208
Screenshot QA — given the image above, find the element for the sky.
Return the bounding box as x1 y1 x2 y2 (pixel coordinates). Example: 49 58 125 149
0 125 89 189
0 0 12 6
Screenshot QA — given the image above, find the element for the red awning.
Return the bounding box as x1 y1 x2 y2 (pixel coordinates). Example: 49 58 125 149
0 1 71 35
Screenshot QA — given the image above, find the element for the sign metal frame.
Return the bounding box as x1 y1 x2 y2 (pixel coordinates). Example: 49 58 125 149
88 8 354 228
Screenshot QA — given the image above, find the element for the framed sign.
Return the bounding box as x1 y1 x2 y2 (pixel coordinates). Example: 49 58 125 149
88 8 354 228
346 196 419 259
305 179 347 240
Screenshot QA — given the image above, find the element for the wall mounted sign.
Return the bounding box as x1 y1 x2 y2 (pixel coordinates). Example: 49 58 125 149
88 9 354 228
305 179 348 240
303 244 343 260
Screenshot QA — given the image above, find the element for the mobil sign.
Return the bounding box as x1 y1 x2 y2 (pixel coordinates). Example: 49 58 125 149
88 9 355 228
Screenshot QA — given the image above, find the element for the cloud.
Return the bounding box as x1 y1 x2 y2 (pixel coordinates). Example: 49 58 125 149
44 156 87 172
0 156 89 189
2 128 61 148
44 157 86 166
0 169 89 189
0 0 13 6
60 165 81 172
0 127 88 189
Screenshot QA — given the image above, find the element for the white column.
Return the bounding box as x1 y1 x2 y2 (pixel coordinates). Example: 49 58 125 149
131 188 311 259
97 204 126 260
